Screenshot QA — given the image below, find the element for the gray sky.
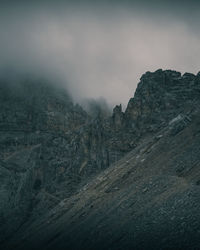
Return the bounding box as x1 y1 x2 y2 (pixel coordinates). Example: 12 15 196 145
0 1 200 107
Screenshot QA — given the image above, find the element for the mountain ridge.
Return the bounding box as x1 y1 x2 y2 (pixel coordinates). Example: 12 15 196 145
1 68 200 249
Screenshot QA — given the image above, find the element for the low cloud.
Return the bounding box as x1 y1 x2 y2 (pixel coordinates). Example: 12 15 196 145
0 1 200 107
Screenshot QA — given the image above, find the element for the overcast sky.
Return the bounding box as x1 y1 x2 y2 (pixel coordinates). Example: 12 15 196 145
0 0 200 107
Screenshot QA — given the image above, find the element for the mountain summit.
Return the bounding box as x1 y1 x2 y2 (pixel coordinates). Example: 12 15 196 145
1 69 200 249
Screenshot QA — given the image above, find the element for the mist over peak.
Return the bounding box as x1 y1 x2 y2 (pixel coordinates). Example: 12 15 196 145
0 1 200 107
81 97 112 118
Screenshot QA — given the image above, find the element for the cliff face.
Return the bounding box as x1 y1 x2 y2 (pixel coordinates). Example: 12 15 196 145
125 69 199 130
0 80 89 240
1 69 200 248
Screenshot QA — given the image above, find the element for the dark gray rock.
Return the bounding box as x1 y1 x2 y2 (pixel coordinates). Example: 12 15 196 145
1 69 200 249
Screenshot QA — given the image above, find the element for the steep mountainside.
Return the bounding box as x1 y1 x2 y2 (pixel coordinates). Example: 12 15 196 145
1 69 200 249
7 108 200 250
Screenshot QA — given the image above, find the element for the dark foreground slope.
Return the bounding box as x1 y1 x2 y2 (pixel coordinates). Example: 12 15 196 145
1 69 200 249
6 107 200 250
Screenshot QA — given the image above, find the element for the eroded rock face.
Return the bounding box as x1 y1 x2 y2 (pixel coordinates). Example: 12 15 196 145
125 69 200 132
1 69 200 245
112 104 124 129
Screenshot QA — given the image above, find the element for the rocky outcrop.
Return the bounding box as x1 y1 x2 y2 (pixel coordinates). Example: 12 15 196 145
125 69 200 132
112 104 124 129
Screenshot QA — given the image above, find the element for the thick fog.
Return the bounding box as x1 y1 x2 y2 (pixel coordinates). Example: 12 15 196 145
0 1 200 107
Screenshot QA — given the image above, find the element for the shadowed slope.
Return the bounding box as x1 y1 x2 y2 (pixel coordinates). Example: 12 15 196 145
6 108 200 250
1 69 200 249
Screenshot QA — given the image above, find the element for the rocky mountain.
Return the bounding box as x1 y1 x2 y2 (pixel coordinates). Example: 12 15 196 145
1 69 200 249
